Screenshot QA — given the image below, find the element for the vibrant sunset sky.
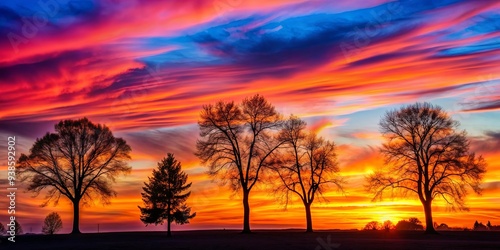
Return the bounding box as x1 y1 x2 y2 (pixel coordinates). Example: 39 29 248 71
1 0 499 234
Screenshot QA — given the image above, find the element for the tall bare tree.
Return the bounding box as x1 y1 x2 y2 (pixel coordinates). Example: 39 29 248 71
270 116 343 232
367 103 486 234
195 94 282 233
17 118 131 234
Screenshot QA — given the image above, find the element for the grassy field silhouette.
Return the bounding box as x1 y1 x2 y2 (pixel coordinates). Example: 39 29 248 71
2 230 500 250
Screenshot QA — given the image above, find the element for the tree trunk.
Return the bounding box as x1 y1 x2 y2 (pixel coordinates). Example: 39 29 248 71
242 189 251 233
167 205 172 237
305 202 313 233
167 220 172 237
71 200 81 234
423 201 437 234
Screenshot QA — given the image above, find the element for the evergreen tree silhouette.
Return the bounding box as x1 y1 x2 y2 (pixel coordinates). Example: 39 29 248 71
138 153 195 237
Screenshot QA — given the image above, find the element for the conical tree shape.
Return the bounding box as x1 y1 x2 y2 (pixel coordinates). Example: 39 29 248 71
138 153 196 236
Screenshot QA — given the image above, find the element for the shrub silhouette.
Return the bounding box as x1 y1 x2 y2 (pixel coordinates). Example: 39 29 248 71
435 223 449 230
382 220 395 231
364 221 380 230
14 220 23 235
395 218 424 231
473 221 488 231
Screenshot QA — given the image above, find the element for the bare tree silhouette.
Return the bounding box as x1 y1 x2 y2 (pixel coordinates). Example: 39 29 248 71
17 118 131 234
367 103 486 234
42 212 63 235
270 115 343 232
196 94 282 233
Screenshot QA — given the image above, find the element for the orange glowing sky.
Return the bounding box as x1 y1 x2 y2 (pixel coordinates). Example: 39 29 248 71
1 0 500 234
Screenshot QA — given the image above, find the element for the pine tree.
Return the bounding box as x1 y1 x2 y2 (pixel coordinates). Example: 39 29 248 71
138 153 196 237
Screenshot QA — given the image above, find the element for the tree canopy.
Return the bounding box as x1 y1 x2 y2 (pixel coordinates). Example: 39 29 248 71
17 118 131 234
270 115 343 232
139 153 196 237
196 94 282 233
367 103 486 233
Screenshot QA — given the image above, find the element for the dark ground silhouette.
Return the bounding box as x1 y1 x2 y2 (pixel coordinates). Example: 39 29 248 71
1 230 500 250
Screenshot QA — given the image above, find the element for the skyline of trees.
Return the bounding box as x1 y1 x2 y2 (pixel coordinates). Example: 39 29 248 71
1 218 498 234
11 99 491 234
